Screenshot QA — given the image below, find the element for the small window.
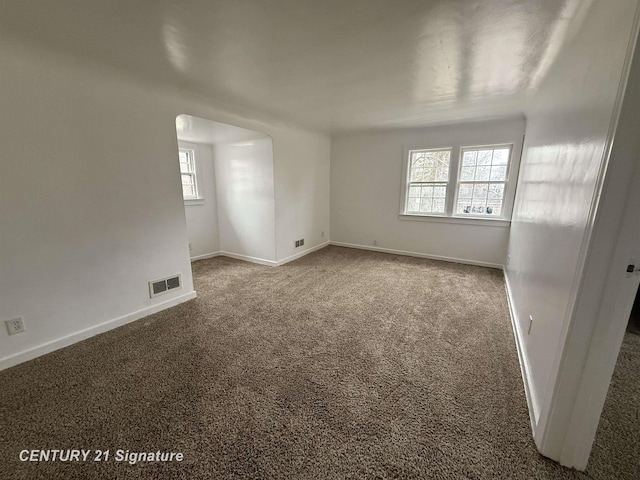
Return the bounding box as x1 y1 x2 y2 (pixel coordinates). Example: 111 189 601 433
455 146 511 217
178 148 198 200
405 149 451 215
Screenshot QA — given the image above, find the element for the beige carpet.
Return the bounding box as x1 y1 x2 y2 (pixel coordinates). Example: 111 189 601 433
586 331 640 480
0 246 604 479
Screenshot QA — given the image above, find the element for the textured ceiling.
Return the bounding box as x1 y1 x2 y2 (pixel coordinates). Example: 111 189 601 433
0 0 590 132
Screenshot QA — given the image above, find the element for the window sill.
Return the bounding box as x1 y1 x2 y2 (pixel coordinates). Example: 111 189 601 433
184 198 205 206
398 213 510 227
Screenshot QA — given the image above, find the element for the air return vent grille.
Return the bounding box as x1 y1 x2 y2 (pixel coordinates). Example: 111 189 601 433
149 274 182 298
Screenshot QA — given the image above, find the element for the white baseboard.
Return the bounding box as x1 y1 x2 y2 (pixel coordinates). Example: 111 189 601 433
192 244 330 267
190 251 222 261
329 241 503 269
503 267 539 433
276 241 330 266
216 251 277 266
0 291 197 371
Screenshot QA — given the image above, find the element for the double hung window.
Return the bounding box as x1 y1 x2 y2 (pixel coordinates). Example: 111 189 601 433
179 148 199 200
402 144 515 222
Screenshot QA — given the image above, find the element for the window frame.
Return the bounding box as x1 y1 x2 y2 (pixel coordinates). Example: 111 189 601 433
178 142 204 204
399 141 520 227
453 144 513 219
403 147 452 217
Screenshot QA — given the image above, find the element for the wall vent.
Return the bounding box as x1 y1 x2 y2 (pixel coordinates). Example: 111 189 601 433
149 274 182 298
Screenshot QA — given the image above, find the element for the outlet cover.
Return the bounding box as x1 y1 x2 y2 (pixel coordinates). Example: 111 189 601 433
5 317 25 335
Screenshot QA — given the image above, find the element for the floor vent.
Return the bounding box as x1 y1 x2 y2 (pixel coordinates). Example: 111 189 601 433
149 274 182 298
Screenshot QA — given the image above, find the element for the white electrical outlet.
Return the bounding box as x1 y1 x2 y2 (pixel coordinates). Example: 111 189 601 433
373 240 377 246
5 317 25 336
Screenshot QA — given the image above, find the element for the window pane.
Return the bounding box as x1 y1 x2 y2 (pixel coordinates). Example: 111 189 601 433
406 181 448 214
493 148 510 165
420 198 433 212
460 166 475 181
423 154 435 168
436 164 448 180
409 150 450 184
412 153 426 168
179 151 188 162
422 168 436 182
475 165 490 181
462 150 477 166
182 185 195 197
490 165 507 181
181 174 194 186
457 201 472 214
472 183 488 200
458 184 473 199
487 203 502 215
478 150 493 165
179 162 190 173
488 184 505 200
410 167 424 182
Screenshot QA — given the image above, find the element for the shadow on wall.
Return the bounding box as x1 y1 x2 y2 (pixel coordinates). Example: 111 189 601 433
175 114 277 264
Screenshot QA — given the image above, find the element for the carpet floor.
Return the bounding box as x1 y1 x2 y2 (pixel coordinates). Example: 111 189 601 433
0 246 630 479
586 331 640 480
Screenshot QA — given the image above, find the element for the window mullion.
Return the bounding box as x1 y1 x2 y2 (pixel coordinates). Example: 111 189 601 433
446 146 460 217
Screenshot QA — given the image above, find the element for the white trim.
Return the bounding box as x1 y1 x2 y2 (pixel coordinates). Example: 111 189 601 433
215 251 277 267
276 241 330 266
398 214 510 227
184 199 205 206
191 244 330 267
534 5 640 469
329 241 503 269
0 291 197 371
504 267 540 433
190 251 222 262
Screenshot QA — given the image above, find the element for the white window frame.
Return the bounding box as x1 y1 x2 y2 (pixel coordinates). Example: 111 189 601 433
399 141 521 227
178 142 204 205
403 148 452 217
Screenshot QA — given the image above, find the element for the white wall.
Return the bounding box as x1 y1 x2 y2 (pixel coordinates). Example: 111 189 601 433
179 141 220 259
504 0 639 465
330 118 525 267
215 138 277 262
274 128 331 263
0 38 330 369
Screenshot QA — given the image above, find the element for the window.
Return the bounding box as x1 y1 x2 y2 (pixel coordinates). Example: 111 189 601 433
456 146 511 217
401 143 516 222
405 149 451 215
178 148 199 200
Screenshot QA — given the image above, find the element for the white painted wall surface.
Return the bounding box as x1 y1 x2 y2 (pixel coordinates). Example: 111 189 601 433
504 0 639 463
330 118 525 267
179 141 221 259
273 128 331 263
0 39 330 369
214 139 277 262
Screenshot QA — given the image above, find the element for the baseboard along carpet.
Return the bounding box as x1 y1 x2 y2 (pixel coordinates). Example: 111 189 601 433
0 245 625 479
